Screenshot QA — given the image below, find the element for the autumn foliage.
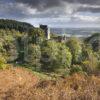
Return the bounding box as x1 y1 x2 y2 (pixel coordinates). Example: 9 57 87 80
0 68 99 100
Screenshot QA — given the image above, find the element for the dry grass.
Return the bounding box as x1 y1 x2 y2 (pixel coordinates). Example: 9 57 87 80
0 68 100 100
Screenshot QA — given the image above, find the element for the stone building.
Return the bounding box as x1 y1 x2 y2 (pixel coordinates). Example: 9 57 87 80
40 25 50 40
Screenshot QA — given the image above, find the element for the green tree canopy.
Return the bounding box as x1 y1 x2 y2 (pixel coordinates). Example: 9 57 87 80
25 44 41 71
66 37 82 64
41 40 72 72
28 28 45 44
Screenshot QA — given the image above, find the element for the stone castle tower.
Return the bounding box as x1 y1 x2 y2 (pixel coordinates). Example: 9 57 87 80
40 25 50 40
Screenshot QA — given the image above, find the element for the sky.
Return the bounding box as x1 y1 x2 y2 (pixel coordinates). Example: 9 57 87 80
0 0 100 28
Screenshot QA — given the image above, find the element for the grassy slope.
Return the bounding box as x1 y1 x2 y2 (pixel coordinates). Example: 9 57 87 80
0 67 99 100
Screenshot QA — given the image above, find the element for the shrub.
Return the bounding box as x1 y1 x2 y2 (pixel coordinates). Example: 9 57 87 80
81 44 93 61
0 55 6 69
82 58 98 74
94 50 100 60
81 44 99 74
97 61 100 70
70 65 83 75
61 68 70 77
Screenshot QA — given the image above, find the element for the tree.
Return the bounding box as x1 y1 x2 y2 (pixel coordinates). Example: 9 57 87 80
25 44 41 71
85 33 100 52
0 19 33 32
57 43 72 69
82 45 98 73
41 40 72 72
3 34 18 62
41 40 59 71
66 37 82 64
28 28 45 45
0 29 18 62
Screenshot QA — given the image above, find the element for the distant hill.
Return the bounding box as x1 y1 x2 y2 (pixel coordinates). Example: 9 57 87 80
0 19 34 32
85 33 100 42
51 28 100 37
85 33 100 51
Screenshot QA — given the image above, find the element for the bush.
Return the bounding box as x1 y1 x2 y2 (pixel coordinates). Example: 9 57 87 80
97 61 100 70
81 44 93 61
0 55 6 69
82 58 98 74
94 50 100 60
70 65 83 75
81 44 99 74
61 68 70 77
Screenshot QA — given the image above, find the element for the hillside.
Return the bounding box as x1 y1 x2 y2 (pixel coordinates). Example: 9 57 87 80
0 67 100 100
0 19 34 32
0 19 100 100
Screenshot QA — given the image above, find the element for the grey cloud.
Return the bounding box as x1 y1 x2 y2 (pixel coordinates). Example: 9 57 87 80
14 0 100 13
0 2 30 19
64 0 100 5
78 7 100 13
15 0 100 6
15 0 63 11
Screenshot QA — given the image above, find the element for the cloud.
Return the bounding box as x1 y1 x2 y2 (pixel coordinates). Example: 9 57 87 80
0 0 100 27
14 0 100 13
73 14 100 22
0 1 29 19
65 0 100 5
15 0 63 11
1 0 100 19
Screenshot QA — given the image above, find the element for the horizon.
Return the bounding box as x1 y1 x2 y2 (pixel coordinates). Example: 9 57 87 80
1 18 100 29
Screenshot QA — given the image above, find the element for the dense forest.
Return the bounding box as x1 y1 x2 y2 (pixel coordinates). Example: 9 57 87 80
0 19 34 32
0 19 100 76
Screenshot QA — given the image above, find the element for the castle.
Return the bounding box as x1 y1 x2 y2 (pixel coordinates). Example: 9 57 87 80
40 25 50 40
